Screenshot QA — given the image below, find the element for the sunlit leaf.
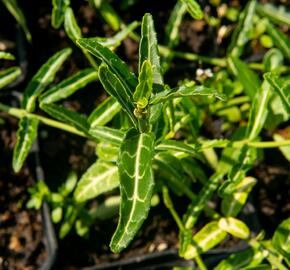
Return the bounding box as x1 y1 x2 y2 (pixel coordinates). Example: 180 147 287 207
0 66 21 89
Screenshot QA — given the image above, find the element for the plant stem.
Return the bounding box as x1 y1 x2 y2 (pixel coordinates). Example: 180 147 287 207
0 103 87 137
162 186 185 231
195 254 208 270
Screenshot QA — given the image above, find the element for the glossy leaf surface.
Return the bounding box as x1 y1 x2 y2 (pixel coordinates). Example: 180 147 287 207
74 160 119 202
139 13 163 88
110 129 155 253
52 0 70 29
22 48 72 112
183 221 227 259
89 126 124 146
40 103 89 134
13 116 39 173
88 97 121 127
39 68 98 104
180 0 203 20
218 217 250 239
98 64 137 126
0 67 21 89
150 85 225 105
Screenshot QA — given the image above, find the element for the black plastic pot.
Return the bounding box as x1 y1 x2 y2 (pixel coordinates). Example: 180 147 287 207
31 141 58 270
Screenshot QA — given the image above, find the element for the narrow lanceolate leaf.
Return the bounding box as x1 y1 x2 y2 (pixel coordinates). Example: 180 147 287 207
273 134 290 162
13 116 39 173
264 72 290 114
214 248 254 270
266 21 290 61
155 140 203 160
218 217 250 239
257 3 290 27
0 67 21 89
77 38 138 95
2 0 31 42
221 177 257 217
110 129 155 253
52 0 70 29
139 13 163 89
183 173 223 230
272 217 290 261
0 52 15 60
98 1 120 31
133 60 153 103
150 85 225 105
64 7 81 42
22 48 72 112
228 56 260 99
89 97 121 127
180 0 203 20
39 68 98 104
98 64 137 127
96 21 140 50
74 160 119 202
183 221 227 259
227 0 257 57
40 103 89 134
89 126 124 146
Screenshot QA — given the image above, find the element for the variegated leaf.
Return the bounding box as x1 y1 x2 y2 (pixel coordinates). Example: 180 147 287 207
89 126 124 146
180 0 203 20
39 68 98 104
13 116 39 173
218 217 250 239
52 0 70 29
0 67 21 89
74 160 119 202
110 129 155 253
22 48 72 112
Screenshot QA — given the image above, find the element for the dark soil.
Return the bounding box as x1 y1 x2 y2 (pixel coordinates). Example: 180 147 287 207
0 0 289 269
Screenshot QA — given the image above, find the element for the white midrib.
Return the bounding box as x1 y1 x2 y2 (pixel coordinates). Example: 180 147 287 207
92 102 120 126
117 134 144 247
76 166 118 200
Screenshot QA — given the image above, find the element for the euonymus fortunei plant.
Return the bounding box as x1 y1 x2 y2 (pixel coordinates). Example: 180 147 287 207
1 0 290 268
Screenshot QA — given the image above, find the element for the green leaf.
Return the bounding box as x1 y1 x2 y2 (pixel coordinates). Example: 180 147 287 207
40 103 89 134
264 72 290 114
59 205 77 238
52 207 63 223
154 152 196 199
77 38 138 94
59 171 77 196
96 142 119 162
133 60 153 103
227 0 257 57
228 56 260 99
273 134 290 162
2 0 31 42
272 217 290 261
89 126 124 146
150 85 225 105
12 116 39 173
155 140 203 160
98 64 137 127
0 52 15 60
39 68 98 104
95 21 140 50
98 1 120 31
22 48 72 112
218 217 250 239
88 97 121 127
183 173 223 230
221 177 257 217
52 0 70 29
139 13 163 89
257 3 290 27
183 221 227 259
74 160 119 202
263 48 284 73
110 129 155 253
64 7 82 42
214 248 254 270
180 0 203 20
0 67 21 89
266 20 290 61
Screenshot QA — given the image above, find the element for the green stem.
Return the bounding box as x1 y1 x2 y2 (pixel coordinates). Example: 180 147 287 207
0 103 87 137
162 186 185 231
195 254 208 270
